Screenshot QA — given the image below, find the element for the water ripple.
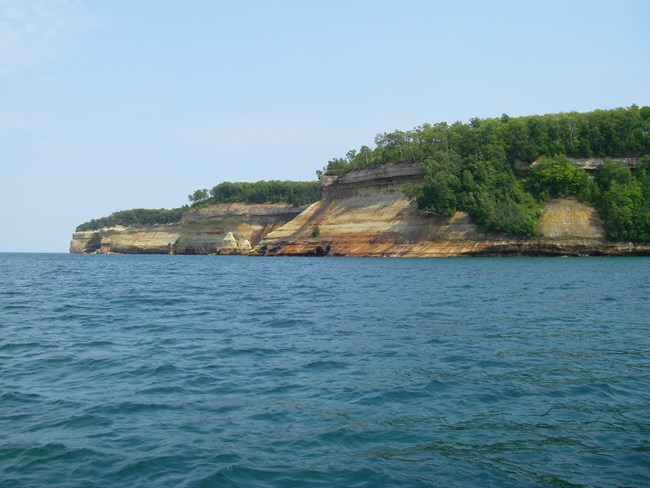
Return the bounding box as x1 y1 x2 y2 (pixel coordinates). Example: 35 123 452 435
0 254 649 487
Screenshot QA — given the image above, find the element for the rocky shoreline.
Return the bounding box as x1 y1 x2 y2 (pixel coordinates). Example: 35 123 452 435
71 165 650 257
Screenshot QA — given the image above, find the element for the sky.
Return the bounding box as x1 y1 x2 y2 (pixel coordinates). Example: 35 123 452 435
1 0 649 252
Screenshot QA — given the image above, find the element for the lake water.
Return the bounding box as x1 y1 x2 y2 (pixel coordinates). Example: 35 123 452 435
1 253 649 487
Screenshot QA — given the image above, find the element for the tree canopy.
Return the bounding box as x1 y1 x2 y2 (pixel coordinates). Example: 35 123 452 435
323 106 650 176
77 181 322 232
188 180 322 207
325 106 650 240
76 207 188 232
76 106 650 242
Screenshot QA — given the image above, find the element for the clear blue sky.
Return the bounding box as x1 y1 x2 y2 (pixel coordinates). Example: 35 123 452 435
1 0 649 252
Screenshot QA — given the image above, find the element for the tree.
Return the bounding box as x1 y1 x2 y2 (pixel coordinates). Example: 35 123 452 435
594 160 632 192
528 157 591 201
188 188 209 203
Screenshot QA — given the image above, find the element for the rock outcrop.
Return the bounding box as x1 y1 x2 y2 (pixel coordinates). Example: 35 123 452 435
257 164 650 257
70 203 306 254
71 165 650 257
173 203 306 254
218 231 239 254
538 199 605 239
70 224 183 254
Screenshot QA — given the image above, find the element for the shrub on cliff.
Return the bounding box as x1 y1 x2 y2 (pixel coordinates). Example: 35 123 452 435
527 156 595 202
406 154 538 237
593 158 650 241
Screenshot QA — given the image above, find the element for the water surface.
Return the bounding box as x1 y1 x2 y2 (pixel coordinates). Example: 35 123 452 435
1 254 649 487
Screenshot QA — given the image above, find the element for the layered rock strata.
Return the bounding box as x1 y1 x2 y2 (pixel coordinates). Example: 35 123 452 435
70 203 306 254
70 224 182 254
174 203 306 254
71 165 650 257
257 164 650 257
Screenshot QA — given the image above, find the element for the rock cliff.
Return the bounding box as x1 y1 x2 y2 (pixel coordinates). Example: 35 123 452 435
70 203 306 254
257 164 650 257
70 224 182 254
71 165 650 257
173 203 307 254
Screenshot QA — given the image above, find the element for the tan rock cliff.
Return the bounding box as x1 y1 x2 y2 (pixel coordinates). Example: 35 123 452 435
174 203 307 254
71 165 650 257
257 164 650 257
70 224 182 254
70 203 306 254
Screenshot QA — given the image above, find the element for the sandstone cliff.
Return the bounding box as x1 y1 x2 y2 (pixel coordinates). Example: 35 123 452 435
257 164 650 257
174 203 306 254
70 203 306 254
70 224 182 254
71 165 650 257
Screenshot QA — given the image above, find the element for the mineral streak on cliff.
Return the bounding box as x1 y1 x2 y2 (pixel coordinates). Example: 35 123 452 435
70 203 306 254
257 164 650 257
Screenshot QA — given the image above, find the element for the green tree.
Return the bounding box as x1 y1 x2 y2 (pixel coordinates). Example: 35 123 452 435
188 188 209 203
528 156 591 201
594 159 632 192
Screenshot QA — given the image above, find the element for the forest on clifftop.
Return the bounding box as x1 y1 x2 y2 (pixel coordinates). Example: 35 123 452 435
77 106 650 241
324 105 650 241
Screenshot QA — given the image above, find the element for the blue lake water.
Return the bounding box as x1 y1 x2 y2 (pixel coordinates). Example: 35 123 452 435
0 253 649 487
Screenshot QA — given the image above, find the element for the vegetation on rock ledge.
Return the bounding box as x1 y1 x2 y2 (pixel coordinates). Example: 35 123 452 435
76 181 321 232
76 207 188 232
76 106 650 243
188 180 321 208
324 106 650 240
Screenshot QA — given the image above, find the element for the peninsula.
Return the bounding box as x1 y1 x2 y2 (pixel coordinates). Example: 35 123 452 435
71 106 650 256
